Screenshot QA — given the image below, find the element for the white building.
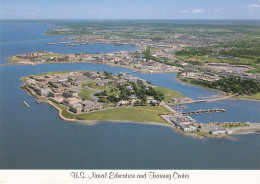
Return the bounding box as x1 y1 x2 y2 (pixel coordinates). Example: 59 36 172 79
180 124 197 132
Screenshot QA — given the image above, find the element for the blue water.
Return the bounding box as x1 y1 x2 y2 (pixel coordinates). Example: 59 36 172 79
174 100 260 123
0 22 260 169
0 23 138 64
132 72 222 100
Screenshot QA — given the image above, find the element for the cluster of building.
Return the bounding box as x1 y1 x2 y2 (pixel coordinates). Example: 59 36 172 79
42 24 260 84
180 62 260 82
167 112 197 132
47 25 245 48
205 63 253 74
209 128 233 135
17 51 68 63
23 71 104 114
204 63 260 81
180 72 220 82
22 71 161 115
17 50 180 73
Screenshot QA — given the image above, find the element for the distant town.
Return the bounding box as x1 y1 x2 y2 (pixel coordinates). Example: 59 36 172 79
9 50 180 74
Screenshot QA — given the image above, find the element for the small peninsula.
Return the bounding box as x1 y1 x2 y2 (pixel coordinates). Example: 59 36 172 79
21 71 260 139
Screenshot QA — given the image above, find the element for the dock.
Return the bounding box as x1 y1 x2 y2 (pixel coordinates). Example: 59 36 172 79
23 101 30 108
172 106 187 110
182 108 226 115
125 71 139 74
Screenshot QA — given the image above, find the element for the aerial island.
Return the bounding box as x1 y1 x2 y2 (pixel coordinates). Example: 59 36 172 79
21 70 260 139
4 22 260 138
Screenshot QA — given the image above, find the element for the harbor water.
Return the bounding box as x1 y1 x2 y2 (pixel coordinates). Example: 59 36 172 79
0 22 260 169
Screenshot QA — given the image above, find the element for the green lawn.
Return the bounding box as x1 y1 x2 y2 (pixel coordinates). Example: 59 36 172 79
82 81 119 95
176 55 256 65
8 56 18 63
36 71 72 76
154 86 184 102
78 88 96 100
82 81 105 90
53 103 171 124
54 103 78 119
237 92 260 100
175 55 191 61
247 34 260 39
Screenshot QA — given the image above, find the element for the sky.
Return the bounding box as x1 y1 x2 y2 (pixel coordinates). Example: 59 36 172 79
0 0 259 20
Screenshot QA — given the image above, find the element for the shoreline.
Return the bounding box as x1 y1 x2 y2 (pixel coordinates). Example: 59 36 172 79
175 75 225 94
46 99 260 140
19 68 260 140
48 100 75 122
2 57 179 74
176 75 260 102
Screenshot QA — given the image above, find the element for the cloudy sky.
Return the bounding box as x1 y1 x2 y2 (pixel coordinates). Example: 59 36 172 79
0 0 259 19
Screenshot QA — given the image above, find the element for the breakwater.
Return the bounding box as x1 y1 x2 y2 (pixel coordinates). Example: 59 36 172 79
182 108 226 115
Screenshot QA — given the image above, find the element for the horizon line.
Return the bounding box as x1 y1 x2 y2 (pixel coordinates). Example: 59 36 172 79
1 18 260 21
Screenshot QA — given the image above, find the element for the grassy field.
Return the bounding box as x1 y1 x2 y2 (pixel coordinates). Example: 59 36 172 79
175 55 191 61
54 103 78 119
36 71 73 76
8 56 18 63
82 81 119 95
82 81 105 90
154 86 183 102
176 55 256 65
53 103 171 124
237 92 260 100
247 34 260 39
78 88 96 100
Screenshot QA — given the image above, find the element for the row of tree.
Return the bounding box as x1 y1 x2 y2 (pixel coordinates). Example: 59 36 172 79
182 77 260 95
96 81 165 105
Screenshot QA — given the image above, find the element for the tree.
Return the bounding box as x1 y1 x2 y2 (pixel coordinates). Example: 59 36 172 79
107 95 119 103
150 101 157 106
134 101 140 106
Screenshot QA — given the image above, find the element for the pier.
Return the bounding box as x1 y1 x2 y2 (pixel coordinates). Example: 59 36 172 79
172 106 187 110
125 71 139 75
182 108 226 115
23 101 30 108
170 94 236 105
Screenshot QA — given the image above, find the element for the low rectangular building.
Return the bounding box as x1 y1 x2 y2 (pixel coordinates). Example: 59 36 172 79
180 124 197 132
49 97 64 104
69 104 83 114
63 98 82 106
210 128 226 134
63 90 78 98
